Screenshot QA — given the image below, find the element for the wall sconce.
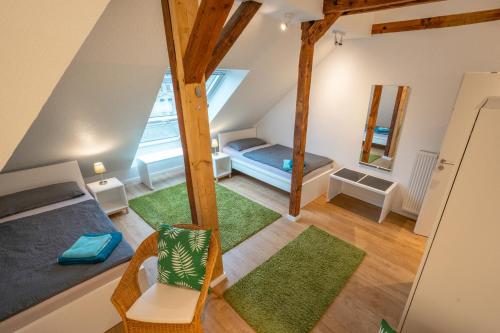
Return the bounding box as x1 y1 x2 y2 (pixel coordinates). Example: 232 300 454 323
333 30 346 46
280 13 293 32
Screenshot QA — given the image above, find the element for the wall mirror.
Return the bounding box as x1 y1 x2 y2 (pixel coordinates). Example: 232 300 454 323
359 85 409 171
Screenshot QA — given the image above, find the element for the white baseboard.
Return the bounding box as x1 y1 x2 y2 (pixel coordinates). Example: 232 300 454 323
210 273 227 287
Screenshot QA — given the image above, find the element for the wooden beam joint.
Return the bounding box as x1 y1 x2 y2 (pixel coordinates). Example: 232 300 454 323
183 0 234 84
206 1 261 78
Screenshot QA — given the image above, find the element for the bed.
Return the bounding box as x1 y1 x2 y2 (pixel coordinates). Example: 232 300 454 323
0 161 145 333
218 128 336 213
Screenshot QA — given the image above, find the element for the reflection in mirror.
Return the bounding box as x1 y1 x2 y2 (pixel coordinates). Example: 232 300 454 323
360 85 409 171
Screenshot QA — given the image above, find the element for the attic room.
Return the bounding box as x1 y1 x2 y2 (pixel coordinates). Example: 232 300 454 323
0 0 499 332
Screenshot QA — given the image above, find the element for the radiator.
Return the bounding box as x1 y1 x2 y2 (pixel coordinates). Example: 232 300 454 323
402 150 438 215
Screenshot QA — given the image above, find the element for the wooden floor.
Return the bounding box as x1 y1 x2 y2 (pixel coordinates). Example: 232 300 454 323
107 171 427 333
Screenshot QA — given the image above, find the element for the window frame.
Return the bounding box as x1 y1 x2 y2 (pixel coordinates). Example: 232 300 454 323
139 70 226 147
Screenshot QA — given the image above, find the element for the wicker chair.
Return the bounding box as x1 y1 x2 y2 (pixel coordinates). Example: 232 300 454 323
111 224 219 333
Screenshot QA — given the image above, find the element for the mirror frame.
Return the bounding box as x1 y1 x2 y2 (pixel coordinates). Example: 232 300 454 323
359 85 410 172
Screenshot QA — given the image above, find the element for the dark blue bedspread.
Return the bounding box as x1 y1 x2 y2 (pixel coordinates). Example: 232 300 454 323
243 144 333 175
0 200 134 321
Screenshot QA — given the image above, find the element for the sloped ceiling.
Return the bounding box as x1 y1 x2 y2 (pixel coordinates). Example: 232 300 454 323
7 0 492 178
210 11 336 133
5 0 334 177
0 0 110 172
3 0 168 176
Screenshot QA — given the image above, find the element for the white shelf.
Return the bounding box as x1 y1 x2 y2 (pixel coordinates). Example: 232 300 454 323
212 153 231 182
87 177 129 216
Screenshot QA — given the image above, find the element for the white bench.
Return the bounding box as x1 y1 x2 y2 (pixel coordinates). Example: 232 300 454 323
327 168 398 223
136 148 183 190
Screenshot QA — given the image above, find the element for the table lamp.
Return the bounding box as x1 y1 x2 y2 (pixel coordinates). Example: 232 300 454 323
211 138 219 155
94 162 107 185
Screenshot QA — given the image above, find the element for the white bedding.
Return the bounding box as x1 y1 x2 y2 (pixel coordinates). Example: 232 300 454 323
222 144 334 185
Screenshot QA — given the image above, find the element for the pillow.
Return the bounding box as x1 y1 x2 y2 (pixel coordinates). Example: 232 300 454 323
0 182 84 218
379 319 397 333
227 138 266 151
157 225 212 291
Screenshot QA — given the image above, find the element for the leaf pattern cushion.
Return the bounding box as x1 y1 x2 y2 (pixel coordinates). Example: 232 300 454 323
157 225 212 291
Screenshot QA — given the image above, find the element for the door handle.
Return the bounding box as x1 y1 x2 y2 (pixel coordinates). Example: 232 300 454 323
437 158 455 170
440 159 455 165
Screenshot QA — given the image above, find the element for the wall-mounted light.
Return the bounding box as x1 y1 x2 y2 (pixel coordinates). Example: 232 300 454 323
280 13 293 32
333 30 346 46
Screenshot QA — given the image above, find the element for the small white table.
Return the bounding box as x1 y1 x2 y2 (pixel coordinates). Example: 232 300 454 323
326 168 398 223
136 148 183 190
87 177 129 216
212 152 231 182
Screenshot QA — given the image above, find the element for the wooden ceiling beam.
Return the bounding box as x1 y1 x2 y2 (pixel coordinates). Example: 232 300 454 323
304 12 341 44
343 0 444 15
206 1 261 78
372 8 500 34
324 0 443 15
183 0 234 84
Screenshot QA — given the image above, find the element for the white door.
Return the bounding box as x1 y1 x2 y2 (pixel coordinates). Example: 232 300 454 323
414 73 500 236
401 98 500 332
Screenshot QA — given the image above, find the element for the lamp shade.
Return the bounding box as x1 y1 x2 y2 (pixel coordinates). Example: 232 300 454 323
211 138 219 148
94 162 106 174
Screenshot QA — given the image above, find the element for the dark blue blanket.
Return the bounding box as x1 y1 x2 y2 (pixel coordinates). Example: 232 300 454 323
0 200 134 321
243 144 333 175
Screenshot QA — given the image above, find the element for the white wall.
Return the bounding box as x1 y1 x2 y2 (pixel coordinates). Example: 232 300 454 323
257 21 500 215
3 0 167 177
0 0 109 171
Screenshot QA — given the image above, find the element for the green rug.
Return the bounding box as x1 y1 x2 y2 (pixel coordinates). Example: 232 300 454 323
368 153 381 163
224 226 365 333
129 182 281 253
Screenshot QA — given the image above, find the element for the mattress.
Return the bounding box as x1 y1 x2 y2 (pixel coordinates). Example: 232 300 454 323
0 199 134 324
223 144 334 184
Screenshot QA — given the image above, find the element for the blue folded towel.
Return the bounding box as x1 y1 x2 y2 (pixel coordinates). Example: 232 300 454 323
58 232 122 265
282 159 306 172
375 126 390 134
61 234 112 259
283 159 293 171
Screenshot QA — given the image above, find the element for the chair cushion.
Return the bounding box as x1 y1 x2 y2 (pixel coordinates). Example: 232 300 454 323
157 225 211 291
126 283 201 324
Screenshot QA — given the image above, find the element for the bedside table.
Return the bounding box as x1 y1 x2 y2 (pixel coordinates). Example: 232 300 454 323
212 152 231 182
87 177 129 215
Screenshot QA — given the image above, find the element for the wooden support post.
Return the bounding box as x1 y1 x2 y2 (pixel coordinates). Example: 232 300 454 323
161 0 231 277
206 0 262 78
288 14 340 219
387 86 409 158
384 86 404 157
362 85 382 163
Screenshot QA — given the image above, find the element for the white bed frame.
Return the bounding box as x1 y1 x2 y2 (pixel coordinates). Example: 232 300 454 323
218 129 336 216
0 161 146 333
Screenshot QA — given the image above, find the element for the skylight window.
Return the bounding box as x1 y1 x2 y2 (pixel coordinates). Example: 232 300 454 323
140 70 226 145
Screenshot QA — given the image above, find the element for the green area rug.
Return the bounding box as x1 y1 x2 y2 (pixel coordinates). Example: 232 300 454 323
369 153 381 163
129 182 281 253
224 226 365 333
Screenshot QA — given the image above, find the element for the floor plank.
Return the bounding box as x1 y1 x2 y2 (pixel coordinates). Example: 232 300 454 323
107 171 426 333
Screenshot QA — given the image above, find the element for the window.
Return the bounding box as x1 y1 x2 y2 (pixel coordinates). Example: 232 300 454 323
140 70 226 145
